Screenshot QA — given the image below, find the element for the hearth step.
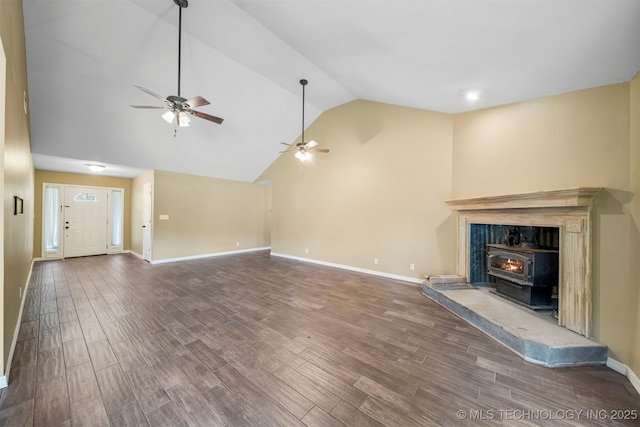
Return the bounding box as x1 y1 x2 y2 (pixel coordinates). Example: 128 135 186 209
420 283 608 367
423 274 473 290
424 274 467 284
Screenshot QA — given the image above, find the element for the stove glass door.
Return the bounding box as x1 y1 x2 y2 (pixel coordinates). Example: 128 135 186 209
489 254 524 275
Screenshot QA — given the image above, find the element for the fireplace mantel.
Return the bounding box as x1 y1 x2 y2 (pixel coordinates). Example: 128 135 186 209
446 187 601 211
447 187 601 337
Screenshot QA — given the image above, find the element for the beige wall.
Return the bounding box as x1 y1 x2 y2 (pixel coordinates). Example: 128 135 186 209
151 170 270 261
452 83 639 373
258 100 454 278
32 168 271 263
630 72 640 376
262 184 272 246
1 0 34 371
452 83 630 197
33 170 133 258
0 31 4 382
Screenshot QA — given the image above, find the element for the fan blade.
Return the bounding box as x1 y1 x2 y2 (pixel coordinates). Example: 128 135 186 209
190 110 224 124
311 148 330 153
305 140 318 149
279 143 294 153
183 96 210 108
130 105 168 109
134 86 167 102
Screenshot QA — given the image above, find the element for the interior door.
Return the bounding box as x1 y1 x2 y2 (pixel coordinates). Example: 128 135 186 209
63 186 108 258
142 182 152 261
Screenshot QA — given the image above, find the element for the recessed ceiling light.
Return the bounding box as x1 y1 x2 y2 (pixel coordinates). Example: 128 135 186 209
466 91 480 101
85 164 106 173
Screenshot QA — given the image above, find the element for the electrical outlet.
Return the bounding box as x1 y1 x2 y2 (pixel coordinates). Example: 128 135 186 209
410 264 415 271
305 248 309 254
374 258 379 265
236 241 240 247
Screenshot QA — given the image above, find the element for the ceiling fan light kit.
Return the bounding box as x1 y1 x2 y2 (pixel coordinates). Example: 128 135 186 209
294 149 312 162
130 0 223 132
280 79 330 162
162 111 175 123
177 112 191 127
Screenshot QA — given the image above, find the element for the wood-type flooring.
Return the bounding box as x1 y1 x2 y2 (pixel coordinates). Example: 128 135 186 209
0 251 638 426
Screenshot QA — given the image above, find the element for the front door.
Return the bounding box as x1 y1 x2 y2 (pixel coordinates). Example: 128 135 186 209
63 186 108 258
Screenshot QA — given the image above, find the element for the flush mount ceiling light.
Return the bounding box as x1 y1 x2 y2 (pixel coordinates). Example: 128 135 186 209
85 164 106 173
280 79 329 162
465 90 480 101
130 0 223 133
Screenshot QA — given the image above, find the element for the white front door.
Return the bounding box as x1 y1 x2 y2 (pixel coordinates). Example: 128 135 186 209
63 186 108 258
142 182 152 261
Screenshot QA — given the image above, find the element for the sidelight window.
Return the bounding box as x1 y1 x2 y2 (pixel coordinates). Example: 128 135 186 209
43 185 60 252
110 189 123 248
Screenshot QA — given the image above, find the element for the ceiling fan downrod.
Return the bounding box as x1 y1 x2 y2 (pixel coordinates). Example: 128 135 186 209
300 79 308 144
175 0 188 97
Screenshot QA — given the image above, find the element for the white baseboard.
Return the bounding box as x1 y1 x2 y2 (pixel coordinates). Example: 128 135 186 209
607 357 640 395
127 250 145 260
270 252 422 285
629 367 640 394
2 258 36 389
35 251 132 262
150 247 271 265
606 357 627 375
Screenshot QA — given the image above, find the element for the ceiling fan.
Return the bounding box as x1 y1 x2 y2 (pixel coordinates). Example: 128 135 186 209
280 79 329 161
130 0 223 129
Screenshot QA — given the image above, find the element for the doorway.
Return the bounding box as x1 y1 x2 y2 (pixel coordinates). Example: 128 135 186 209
42 184 124 259
142 182 152 261
63 186 108 257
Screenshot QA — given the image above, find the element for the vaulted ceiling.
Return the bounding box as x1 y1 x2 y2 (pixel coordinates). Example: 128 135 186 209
24 0 640 181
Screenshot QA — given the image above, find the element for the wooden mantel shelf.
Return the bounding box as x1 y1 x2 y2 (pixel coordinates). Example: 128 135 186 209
446 187 601 211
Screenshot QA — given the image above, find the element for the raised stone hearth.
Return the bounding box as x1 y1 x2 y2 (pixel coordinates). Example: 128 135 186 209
421 283 607 367
421 188 607 367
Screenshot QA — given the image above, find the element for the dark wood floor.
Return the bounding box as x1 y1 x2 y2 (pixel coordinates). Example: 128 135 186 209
0 251 637 426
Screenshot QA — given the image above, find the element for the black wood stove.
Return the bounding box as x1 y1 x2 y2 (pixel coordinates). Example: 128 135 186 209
486 243 559 309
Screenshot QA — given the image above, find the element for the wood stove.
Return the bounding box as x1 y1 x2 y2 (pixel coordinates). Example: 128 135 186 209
486 244 559 309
